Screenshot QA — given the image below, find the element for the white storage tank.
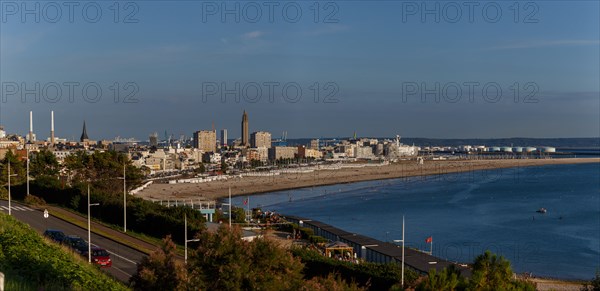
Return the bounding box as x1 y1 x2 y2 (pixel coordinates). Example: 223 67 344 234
543 147 556 153
501 147 513 152
525 147 537 152
513 147 523 153
489 147 501 152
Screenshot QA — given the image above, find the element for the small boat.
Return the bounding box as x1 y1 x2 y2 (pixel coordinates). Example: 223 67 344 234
536 208 547 214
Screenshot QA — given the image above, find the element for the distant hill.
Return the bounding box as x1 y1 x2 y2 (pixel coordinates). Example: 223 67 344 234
285 137 600 148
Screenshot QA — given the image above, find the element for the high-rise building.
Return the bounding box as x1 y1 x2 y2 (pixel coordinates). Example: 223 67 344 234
193 130 216 152
149 132 158 147
220 129 228 146
251 131 271 148
241 110 249 146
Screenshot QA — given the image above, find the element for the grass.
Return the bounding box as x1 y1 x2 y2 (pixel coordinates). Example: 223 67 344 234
0 212 129 290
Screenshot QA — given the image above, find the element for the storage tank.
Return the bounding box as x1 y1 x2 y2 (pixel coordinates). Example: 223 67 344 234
543 147 556 153
489 147 501 152
501 147 513 152
525 147 537 152
513 147 523 153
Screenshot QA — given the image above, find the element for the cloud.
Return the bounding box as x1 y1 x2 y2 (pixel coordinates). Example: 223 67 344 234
303 24 349 36
242 30 265 40
488 40 600 50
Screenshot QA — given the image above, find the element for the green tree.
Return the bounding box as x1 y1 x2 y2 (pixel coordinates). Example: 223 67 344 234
188 225 306 290
417 266 463 291
130 235 187 291
468 250 513 290
1 151 26 186
29 149 59 179
581 269 600 291
64 150 143 195
221 161 228 172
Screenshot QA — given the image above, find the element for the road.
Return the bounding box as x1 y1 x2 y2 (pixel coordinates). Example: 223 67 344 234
0 200 146 283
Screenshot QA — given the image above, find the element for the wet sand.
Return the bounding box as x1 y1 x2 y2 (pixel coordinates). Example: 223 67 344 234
135 158 600 201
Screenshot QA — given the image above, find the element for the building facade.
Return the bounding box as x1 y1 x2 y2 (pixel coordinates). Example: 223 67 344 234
193 130 217 153
250 131 271 148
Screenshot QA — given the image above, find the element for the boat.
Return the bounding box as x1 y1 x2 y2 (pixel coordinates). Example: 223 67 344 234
536 208 547 214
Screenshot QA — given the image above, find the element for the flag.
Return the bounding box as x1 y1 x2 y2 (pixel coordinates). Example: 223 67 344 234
425 236 432 243
243 198 248 205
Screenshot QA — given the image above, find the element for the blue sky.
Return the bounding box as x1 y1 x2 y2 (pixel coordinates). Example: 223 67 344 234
0 1 598 140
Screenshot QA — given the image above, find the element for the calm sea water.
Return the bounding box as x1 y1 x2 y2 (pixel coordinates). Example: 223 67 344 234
231 163 600 279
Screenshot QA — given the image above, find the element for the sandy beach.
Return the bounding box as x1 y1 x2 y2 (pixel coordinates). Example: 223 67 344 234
135 158 600 201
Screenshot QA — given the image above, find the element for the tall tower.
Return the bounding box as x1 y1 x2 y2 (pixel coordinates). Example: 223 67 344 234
50 111 55 145
80 121 89 142
241 110 249 146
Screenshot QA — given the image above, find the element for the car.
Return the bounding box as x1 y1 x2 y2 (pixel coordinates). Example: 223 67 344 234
63 235 88 254
43 229 66 243
83 247 112 268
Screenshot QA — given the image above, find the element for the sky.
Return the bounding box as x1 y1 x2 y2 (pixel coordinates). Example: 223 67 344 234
0 1 599 140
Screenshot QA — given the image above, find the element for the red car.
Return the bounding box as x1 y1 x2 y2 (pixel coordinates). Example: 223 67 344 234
85 247 112 268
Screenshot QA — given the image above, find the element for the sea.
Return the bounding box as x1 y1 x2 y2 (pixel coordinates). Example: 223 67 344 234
231 162 600 280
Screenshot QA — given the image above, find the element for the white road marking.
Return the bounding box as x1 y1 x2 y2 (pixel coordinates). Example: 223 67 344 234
0 206 8 211
111 266 132 277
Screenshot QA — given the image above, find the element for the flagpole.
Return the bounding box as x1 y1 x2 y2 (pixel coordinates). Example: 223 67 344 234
430 238 433 255
228 187 232 228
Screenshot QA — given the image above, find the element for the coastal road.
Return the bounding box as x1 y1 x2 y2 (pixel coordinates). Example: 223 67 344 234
0 200 145 283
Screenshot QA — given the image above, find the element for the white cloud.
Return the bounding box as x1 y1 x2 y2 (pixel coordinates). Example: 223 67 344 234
242 30 265 39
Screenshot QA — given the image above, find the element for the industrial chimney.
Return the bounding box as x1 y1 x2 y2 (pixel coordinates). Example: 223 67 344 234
50 110 55 145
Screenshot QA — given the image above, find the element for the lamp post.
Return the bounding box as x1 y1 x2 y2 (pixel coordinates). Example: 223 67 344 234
87 184 99 263
222 187 232 228
184 214 199 264
26 148 29 197
393 216 406 288
117 164 127 232
7 162 18 216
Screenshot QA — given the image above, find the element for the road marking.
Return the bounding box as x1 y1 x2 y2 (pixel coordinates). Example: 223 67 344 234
92 243 138 265
13 206 27 211
0 206 8 211
111 266 133 278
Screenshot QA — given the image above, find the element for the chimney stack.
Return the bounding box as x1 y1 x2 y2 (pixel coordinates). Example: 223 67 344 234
50 110 55 145
28 111 34 142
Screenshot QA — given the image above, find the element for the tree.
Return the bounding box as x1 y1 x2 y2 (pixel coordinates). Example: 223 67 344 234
468 250 513 290
188 225 306 290
130 235 187 291
581 269 600 291
29 149 59 179
221 161 228 172
1 151 26 185
417 266 463 291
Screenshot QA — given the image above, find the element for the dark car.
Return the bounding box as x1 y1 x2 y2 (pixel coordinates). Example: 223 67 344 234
83 247 112 268
64 235 88 254
43 229 66 243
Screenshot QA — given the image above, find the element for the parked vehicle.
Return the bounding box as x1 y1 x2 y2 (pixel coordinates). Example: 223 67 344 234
43 229 66 243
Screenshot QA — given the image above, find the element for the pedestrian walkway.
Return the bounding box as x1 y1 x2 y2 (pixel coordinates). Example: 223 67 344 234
0 205 35 211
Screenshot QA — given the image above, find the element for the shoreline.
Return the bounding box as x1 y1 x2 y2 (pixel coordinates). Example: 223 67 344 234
135 158 600 201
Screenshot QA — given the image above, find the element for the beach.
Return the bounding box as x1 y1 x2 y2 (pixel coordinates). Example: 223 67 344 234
135 158 600 201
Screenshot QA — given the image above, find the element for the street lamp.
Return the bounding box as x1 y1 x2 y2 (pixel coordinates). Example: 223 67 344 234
26 148 29 197
221 187 232 228
87 184 100 263
117 164 127 232
184 214 199 264
392 216 406 288
7 162 18 216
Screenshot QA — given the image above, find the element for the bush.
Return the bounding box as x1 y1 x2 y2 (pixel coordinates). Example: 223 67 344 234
24 194 46 206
